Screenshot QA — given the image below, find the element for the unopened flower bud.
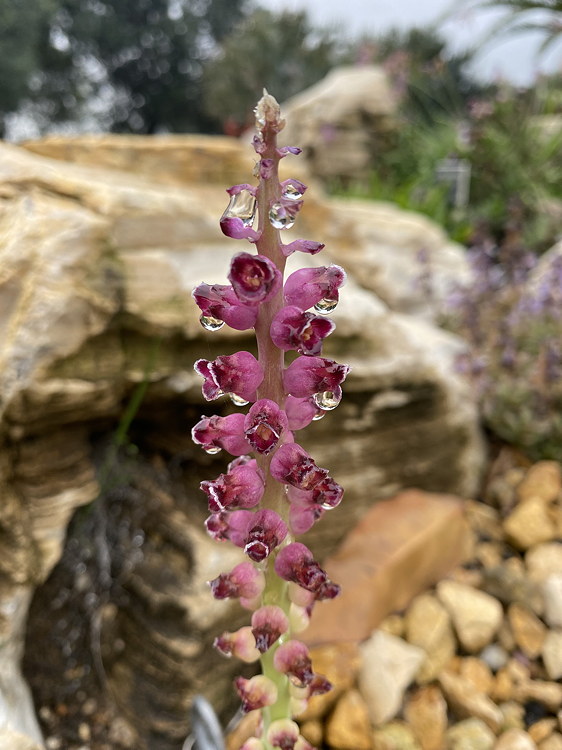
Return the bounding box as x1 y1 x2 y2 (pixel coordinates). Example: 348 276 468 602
283 356 349 400
251 605 289 653
235 674 278 713
266 719 300 749
208 561 265 607
213 626 260 663
273 640 314 687
200 463 265 513
284 265 346 311
192 283 258 331
192 413 252 456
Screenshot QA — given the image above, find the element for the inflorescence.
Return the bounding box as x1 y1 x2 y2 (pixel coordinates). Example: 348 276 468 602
191 92 349 750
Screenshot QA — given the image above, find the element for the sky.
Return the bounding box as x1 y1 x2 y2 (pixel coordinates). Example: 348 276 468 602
256 0 562 85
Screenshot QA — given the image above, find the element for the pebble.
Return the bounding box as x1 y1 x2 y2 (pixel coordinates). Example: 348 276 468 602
481 643 509 673
437 580 503 653
405 593 456 682
379 613 405 638
508 603 547 658
542 630 562 680
540 734 562 750
543 575 562 628
325 689 372 750
445 718 495 750
529 718 557 744
504 498 557 550
517 462 561 505
359 630 425 725
492 669 515 703
438 670 503 732
513 680 562 713
300 721 323 747
526 544 562 583
458 657 494 695
499 700 526 730
299 642 361 720
372 721 421 750
494 728 537 749
483 560 544 612
404 685 447 750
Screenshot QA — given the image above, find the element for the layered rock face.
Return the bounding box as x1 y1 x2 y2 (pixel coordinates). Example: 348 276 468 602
0 135 484 748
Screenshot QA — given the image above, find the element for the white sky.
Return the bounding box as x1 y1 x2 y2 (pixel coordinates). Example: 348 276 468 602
256 0 562 85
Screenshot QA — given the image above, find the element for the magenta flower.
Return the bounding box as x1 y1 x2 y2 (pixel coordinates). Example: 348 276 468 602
284 396 323 430
214 626 260 663
273 640 314 687
192 283 258 331
209 561 265 605
220 217 260 242
228 252 282 305
277 145 302 157
270 306 335 356
194 351 264 402
228 509 288 562
274 542 340 600
244 399 289 454
226 184 257 196
287 477 344 510
281 239 325 258
200 462 265 512
235 675 278 713
283 265 346 311
191 413 251 456
251 605 289 653
283 356 349 399
266 719 300 750
205 511 230 541
270 443 329 490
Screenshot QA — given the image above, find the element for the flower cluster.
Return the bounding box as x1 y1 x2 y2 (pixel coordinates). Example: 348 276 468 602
192 92 348 749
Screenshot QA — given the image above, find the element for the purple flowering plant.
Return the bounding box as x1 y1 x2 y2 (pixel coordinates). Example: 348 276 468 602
191 92 348 750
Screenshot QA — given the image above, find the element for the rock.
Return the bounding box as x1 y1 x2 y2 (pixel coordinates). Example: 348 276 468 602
482 559 543 612
299 642 361 721
305 491 471 644
513 680 562 713
405 593 456 682
499 701 526 731
439 670 503 731
504 499 558 550
481 644 509 673
280 66 398 184
299 721 323 748
404 685 448 750
529 719 557 744
445 718 495 750
542 630 562 680
437 580 503 653
325 690 373 750
494 728 537 749
458 657 494 695
359 630 425 726
543 575 562 627
526 544 562 583
226 711 261 750
540 734 562 750
0 727 43 750
517 462 561 504
466 501 503 541
492 669 516 703
380 614 405 638
372 721 421 750
507 603 547 658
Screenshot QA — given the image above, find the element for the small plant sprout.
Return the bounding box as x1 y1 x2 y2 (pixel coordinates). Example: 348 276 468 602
192 91 348 749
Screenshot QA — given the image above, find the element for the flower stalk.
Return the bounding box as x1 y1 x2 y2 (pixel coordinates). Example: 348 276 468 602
192 91 348 750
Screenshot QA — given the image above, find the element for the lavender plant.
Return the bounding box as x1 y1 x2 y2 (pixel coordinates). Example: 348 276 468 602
191 92 348 750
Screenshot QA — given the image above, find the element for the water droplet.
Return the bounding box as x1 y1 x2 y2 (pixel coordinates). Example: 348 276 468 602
200 314 224 331
204 445 222 455
282 183 304 201
312 412 325 421
269 202 295 230
314 298 338 314
321 502 335 511
221 190 257 228
313 390 342 411
230 393 249 406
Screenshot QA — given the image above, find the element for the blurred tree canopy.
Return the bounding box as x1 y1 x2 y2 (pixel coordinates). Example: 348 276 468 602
0 0 248 136
202 8 348 132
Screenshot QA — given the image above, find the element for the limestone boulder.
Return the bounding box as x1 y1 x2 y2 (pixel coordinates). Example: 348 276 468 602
0 136 484 745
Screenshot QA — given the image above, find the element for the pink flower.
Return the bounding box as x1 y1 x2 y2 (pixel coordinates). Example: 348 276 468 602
284 396 323 430
269 443 329 490
273 640 314 687
235 675 278 713
287 477 344 510
204 511 230 541
220 217 260 241
277 146 302 157
228 509 288 562
229 252 282 305
214 626 260 663
194 351 264 402
289 504 325 535
244 399 288 454
283 356 349 399
200 462 265 512
191 413 252 456
274 543 340 600
266 719 301 750
281 239 325 258
251 605 289 653
192 283 258 331
270 306 335 356
209 561 265 606
283 265 346 311
226 184 257 196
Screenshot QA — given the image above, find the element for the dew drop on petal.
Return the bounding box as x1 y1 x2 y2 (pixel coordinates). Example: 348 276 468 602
204 445 222 455
282 183 304 201
269 202 295 230
314 298 338 314
311 411 325 421
222 190 257 228
313 390 342 411
200 314 225 331
230 393 250 406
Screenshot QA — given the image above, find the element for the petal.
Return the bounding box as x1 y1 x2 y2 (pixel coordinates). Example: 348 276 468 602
192 413 252 456
220 216 260 241
244 399 288 454
281 239 325 258
284 265 346 310
192 283 258 331
284 396 322 430
229 252 282 305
